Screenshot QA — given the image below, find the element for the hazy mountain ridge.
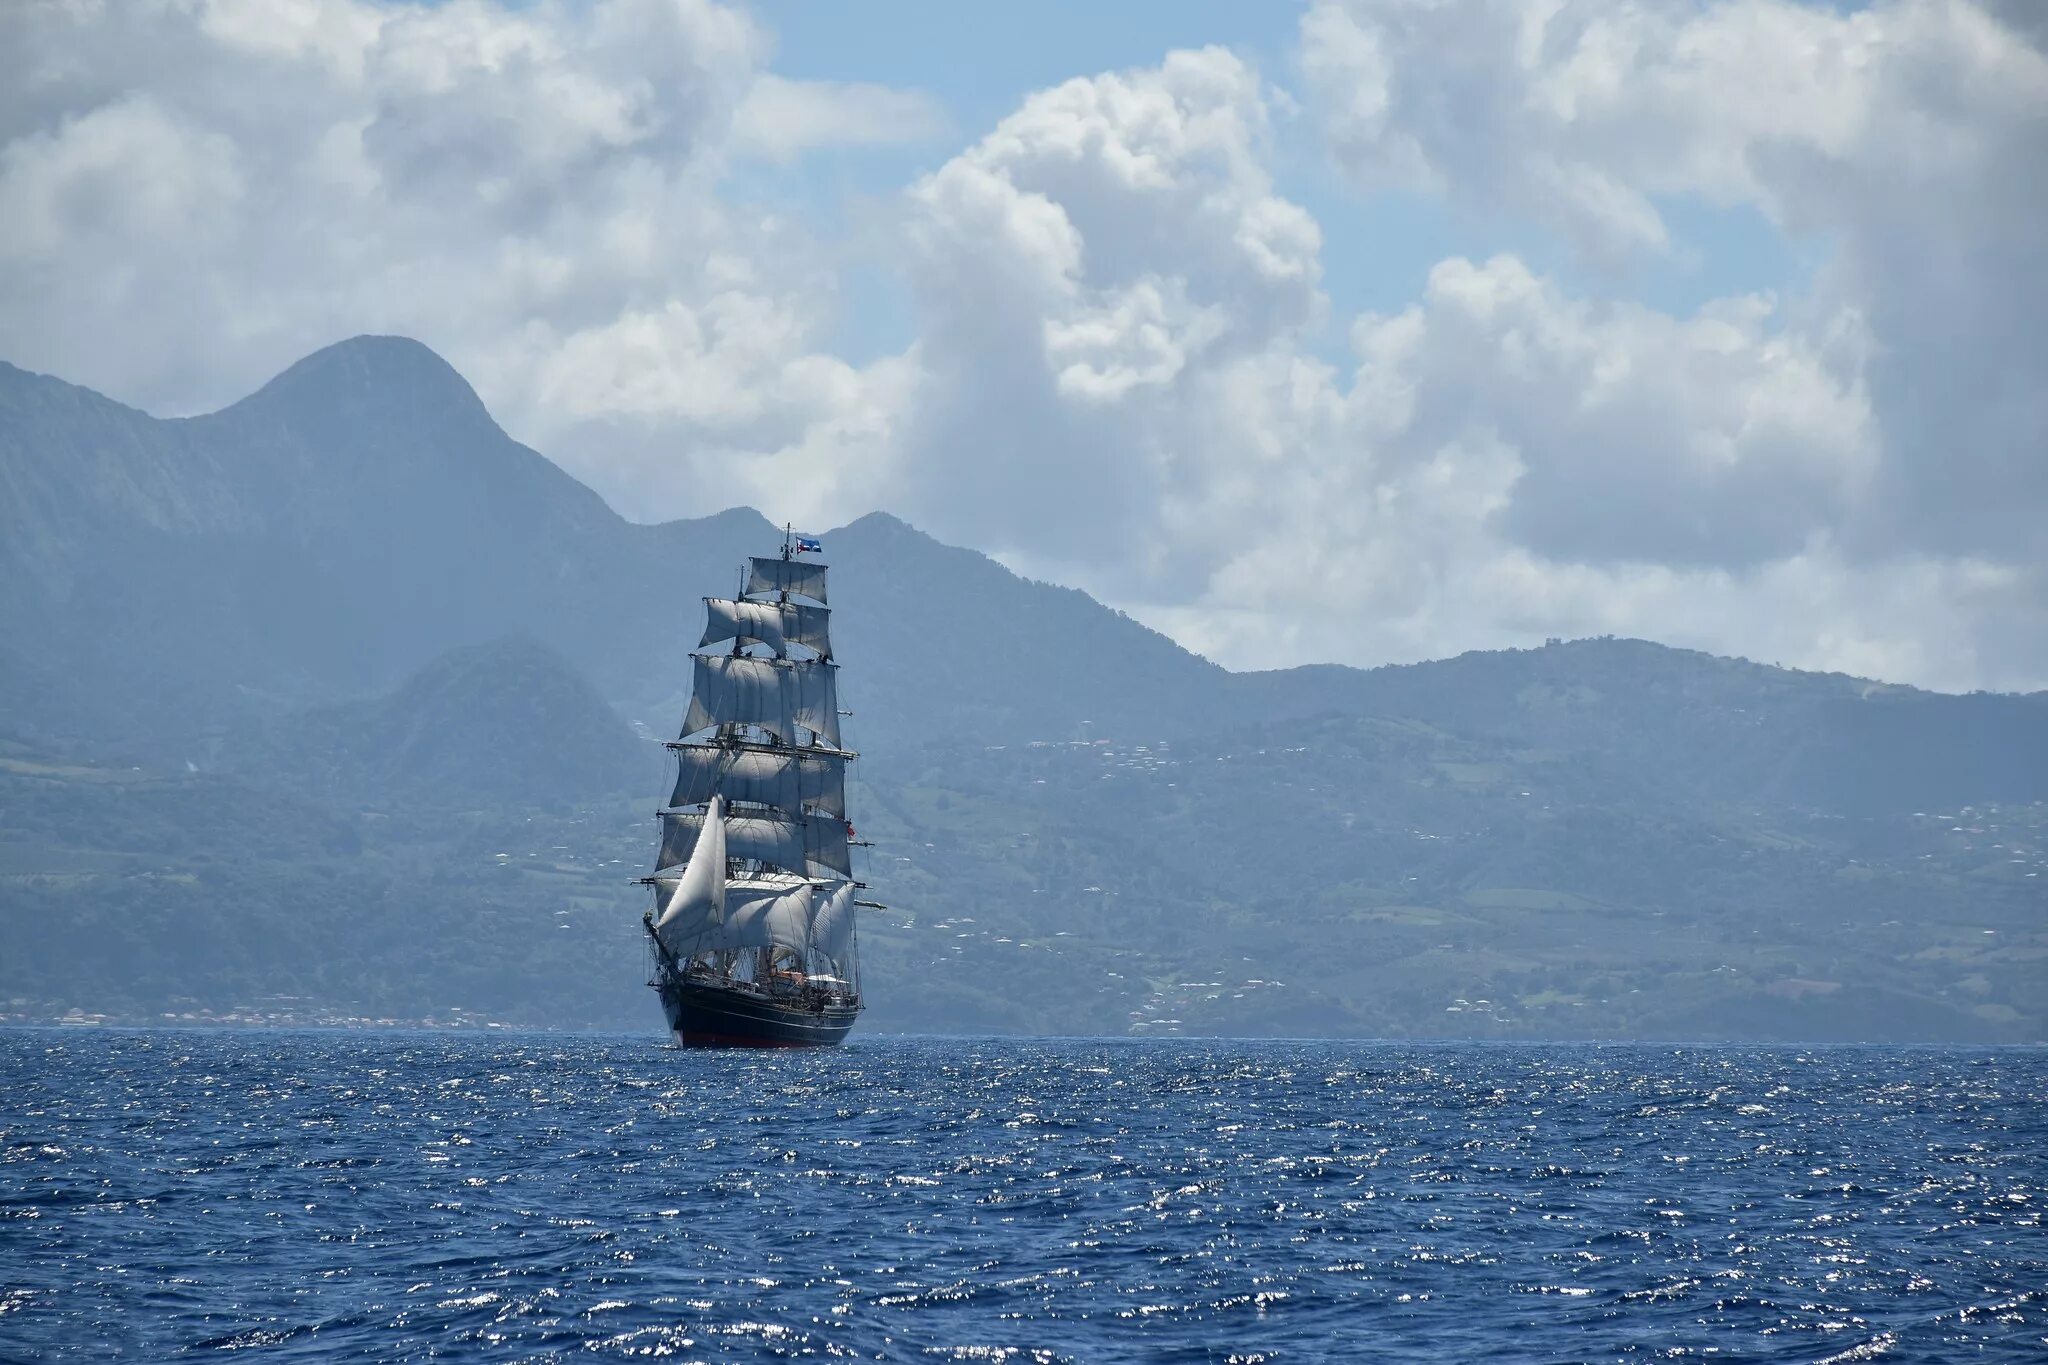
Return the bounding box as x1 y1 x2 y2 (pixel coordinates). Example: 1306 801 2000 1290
1250 637 2048 818
223 635 660 810
0 338 1238 755
2 337 2042 1039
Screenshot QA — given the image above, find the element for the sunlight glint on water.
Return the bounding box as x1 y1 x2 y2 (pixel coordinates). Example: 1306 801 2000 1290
1 1031 2043 1361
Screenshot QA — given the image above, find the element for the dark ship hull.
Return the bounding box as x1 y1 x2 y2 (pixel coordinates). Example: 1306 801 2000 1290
654 972 860 1048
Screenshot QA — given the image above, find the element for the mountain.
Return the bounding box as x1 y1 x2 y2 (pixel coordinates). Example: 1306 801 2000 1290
827 510 1231 747
2 338 693 740
225 635 658 809
0 338 1235 757
2 338 2042 1040
1250 637 2048 817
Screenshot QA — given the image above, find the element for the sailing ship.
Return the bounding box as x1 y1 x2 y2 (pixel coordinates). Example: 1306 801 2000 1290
640 531 871 1047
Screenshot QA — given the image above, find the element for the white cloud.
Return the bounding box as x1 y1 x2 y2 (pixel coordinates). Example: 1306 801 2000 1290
1359 256 1875 570
1 94 246 260
730 74 947 162
863 7 2044 691
1272 0 2046 688
882 47 1326 571
1044 277 1227 402
1299 0 2048 564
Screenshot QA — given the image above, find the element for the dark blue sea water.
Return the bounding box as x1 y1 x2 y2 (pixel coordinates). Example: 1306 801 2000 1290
1 1031 2042 1362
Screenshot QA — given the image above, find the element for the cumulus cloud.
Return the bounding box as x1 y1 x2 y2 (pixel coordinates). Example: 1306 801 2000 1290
1359 257 1875 571
856 2 2044 691
1299 0 2048 567
881 48 1325 573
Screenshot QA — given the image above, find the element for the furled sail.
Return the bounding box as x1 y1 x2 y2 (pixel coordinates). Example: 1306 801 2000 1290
669 744 846 817
810 880 855 975
746 556 827 604
653 795 726 953
680 655 840 746
658 809 806 877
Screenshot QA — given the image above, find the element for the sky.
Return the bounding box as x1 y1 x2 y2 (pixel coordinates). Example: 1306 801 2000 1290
3 0 2044 693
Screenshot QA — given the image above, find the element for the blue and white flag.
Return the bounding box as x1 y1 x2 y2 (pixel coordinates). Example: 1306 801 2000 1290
793 534 823 554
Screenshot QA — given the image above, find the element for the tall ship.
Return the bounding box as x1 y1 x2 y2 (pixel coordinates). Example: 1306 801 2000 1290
641 531 871 1047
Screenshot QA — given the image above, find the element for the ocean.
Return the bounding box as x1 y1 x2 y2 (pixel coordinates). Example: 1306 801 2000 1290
1 1030 2041 1362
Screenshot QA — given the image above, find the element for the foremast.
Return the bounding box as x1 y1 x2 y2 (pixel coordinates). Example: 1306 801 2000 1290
645 529 868 999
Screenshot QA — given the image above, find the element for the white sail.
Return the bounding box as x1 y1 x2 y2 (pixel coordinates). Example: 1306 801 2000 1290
703 881 813 954
681 654 794 743
803 812 852 877
791 660 840 746
746 556 827 604
652 795 726 953
658 809 807 877
797 749 847 816
680 654 839 746
697 599 831 659
672 745 797 812
810 880 855 974
783 601 831 657
700 598 788 655
670 744 846 817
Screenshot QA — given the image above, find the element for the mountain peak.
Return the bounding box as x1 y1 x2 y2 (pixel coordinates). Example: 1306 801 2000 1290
289 333 463 381
832 509 943 548
838 509 916 534
225 334 492 432
654 505 780 537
